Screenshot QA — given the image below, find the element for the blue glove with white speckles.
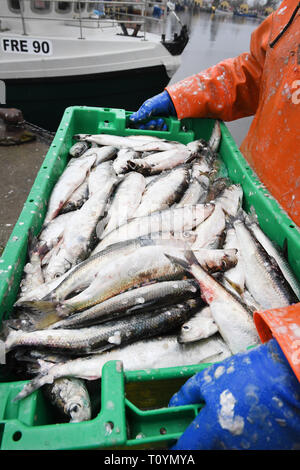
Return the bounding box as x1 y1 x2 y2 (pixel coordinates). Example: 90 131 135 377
129 91 176 131
169 339 300 450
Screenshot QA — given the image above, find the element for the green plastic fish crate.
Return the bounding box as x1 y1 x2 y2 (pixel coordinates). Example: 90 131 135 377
0 106 299 450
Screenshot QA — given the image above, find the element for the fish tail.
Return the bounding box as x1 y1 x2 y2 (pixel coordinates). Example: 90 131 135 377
13 301 64 329
0 320 16 341
17 300 57 313
27 228 39 257
22 301 75 328
13 373 54 402
208 120 221 152
226 208 246 228
28 229 52 261
246 206 259 224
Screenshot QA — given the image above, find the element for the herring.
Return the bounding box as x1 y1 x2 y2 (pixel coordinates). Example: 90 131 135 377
82 145 117 165
13 334 232 402
166 250 260 354
69 141 90 158
176 173 210 208
101 172 146 238
88 161 117 197
113 148 141 175
178 306 218 343
245 214 300 300
215 184 243 217
96 204 215 252
44 377 92 423
127 147 196 175
50 279 200 329
61 179 89 213
192 203 226 250
43 154 96 226
234 219 298 309
134 165 189 218
47 243 237 314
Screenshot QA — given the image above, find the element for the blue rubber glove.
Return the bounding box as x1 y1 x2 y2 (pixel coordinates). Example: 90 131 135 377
169 339 300 450
129 91 176 130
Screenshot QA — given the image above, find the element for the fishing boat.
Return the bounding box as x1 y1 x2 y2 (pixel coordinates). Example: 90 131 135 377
213 1 232 16
0 0 189 130
233 10 258 18
233 3 258 18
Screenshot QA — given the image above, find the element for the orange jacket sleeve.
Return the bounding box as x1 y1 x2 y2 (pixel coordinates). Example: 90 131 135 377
254 304 300 383
166 13 272 121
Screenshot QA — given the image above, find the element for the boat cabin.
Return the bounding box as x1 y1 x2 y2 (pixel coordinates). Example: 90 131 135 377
5 1 99 16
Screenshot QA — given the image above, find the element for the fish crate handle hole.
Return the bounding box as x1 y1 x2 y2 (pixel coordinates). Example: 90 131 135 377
12 431 22 442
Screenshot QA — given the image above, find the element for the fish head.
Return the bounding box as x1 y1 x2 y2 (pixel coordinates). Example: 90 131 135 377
178 322 194 343
68 398 91 423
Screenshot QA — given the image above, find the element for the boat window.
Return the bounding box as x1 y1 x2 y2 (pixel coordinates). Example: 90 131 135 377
8 0 22 13
55 1 72 13
31 1 52 13
74 2 86 13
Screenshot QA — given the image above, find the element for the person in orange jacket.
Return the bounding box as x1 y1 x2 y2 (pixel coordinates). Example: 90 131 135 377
130 0 300 227
130 0 300 449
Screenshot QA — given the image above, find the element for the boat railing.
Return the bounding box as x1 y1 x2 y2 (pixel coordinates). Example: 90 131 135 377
1 0 170 40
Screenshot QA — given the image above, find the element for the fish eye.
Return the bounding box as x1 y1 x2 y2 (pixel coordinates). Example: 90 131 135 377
69 403 81 413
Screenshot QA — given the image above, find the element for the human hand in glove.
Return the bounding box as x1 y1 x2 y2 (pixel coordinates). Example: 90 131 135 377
129 90 176 130
169 339 300 450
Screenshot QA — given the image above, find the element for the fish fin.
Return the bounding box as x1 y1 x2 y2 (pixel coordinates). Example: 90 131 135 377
126 299 157 313
88 344 115 354
164 253 189 270
182 250 202 268
208 120 221 152
164 252 195 273
246 206 259 224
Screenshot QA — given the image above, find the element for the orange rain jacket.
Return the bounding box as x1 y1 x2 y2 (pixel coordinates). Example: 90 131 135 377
167 0 300 227
167 0 300 381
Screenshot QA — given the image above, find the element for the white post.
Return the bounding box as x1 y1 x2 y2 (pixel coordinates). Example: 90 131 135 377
20 0 27 35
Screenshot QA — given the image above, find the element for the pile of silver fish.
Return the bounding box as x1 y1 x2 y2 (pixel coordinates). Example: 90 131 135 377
2 121 299 425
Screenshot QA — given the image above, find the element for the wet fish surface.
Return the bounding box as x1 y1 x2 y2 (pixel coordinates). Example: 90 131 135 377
234 219 298 309
166 250 260 354
13 334 232 402
7 123 298 419
134 165 189 217
44 377 92 423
